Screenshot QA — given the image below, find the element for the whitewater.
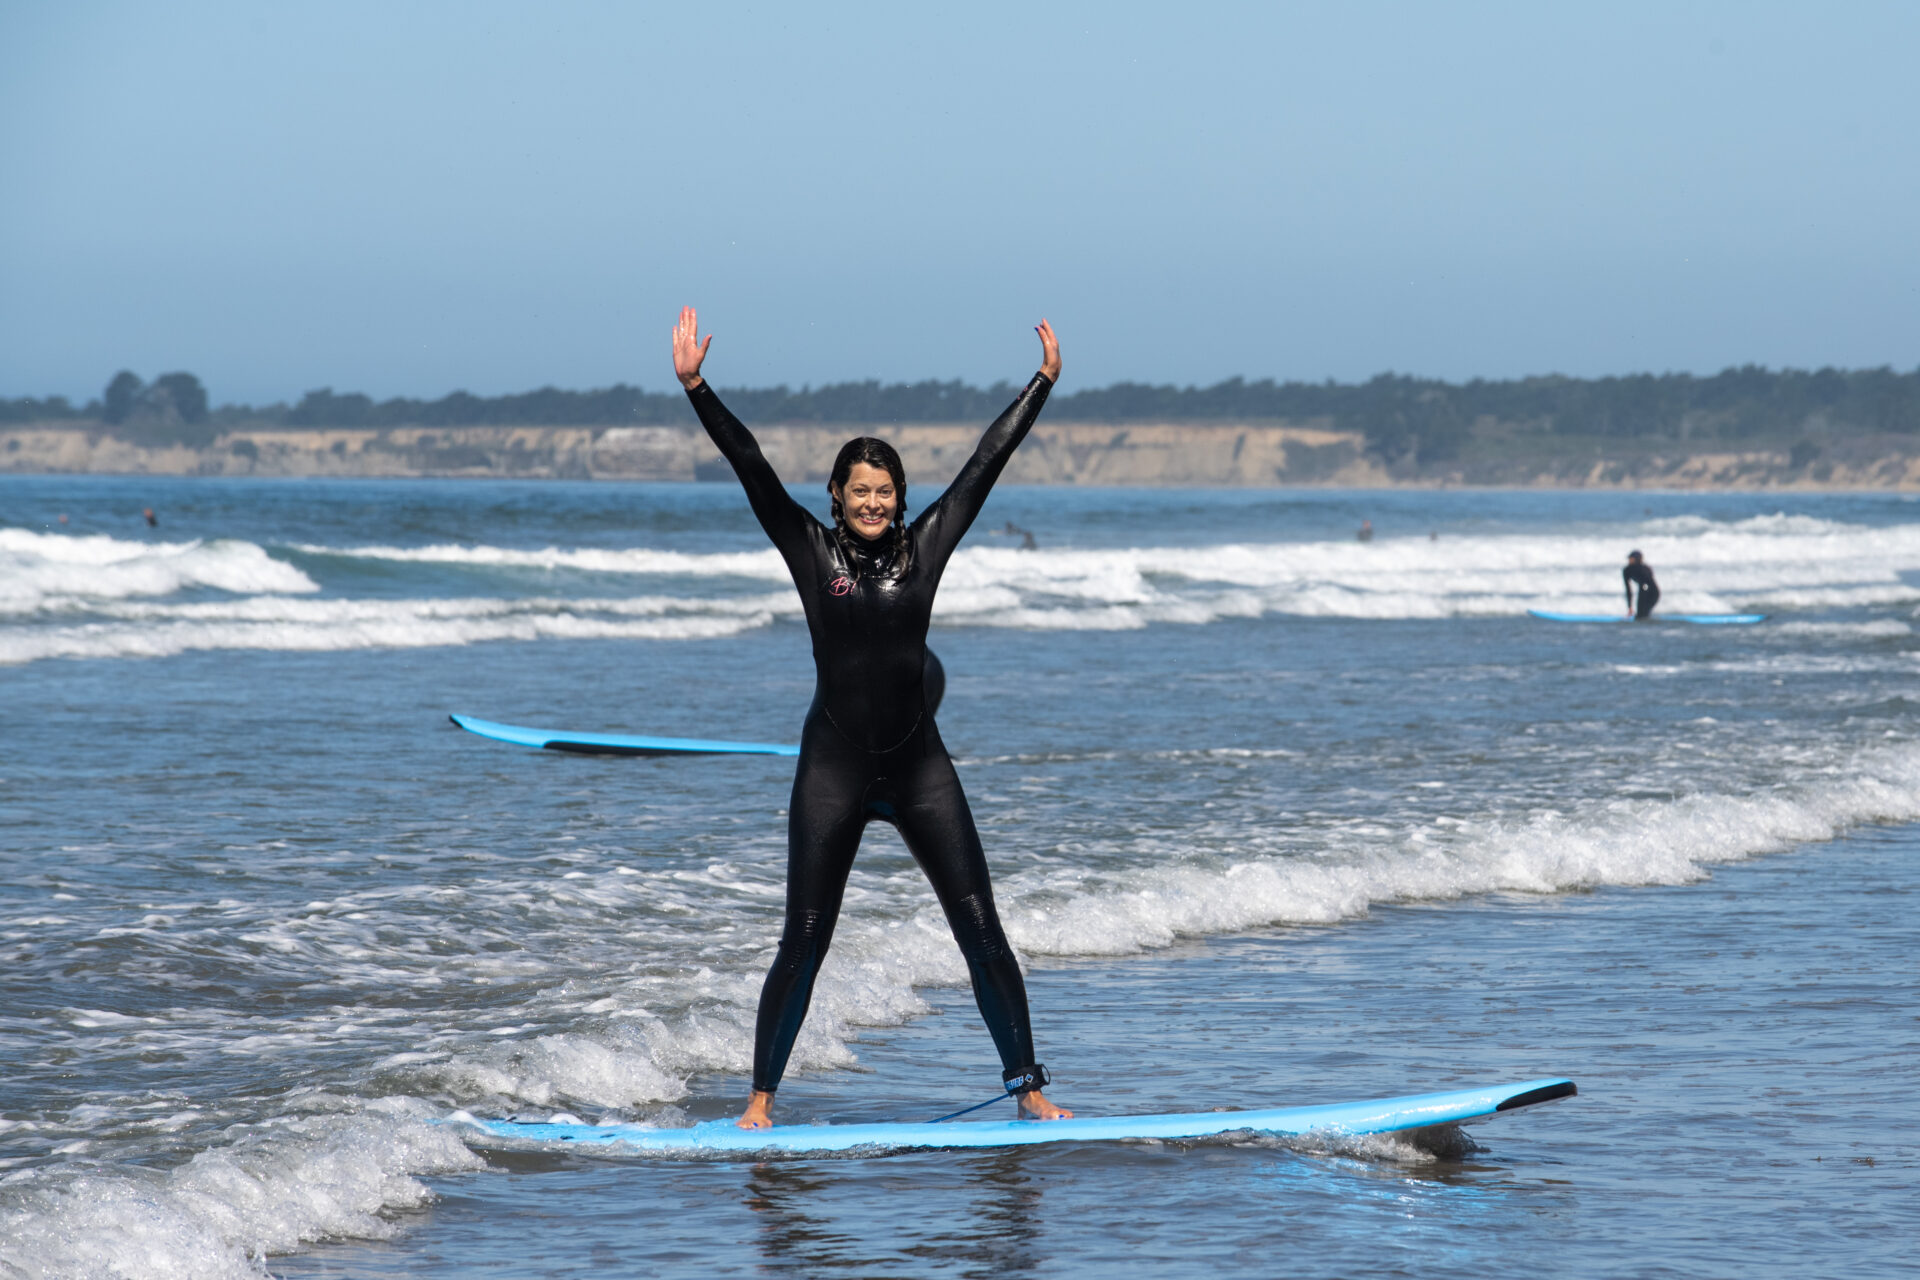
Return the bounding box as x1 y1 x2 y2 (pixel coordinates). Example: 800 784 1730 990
7 504 1920 667
3 476 1915 1278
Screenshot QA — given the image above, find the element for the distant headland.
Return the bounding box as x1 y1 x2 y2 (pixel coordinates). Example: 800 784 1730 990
6 364 1919 488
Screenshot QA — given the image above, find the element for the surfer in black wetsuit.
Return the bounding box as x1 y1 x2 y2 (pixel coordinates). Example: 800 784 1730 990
672 306 1071 1130
1624 550 1660 620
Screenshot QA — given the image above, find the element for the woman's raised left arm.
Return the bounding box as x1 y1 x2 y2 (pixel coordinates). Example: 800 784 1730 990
915 321 1061 566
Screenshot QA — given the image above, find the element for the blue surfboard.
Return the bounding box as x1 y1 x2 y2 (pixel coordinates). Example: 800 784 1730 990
453 1077 1575 1157
1528 610 1766 625
450 713 799 758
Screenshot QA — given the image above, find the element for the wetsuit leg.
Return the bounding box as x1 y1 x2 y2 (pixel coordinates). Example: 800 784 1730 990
751 722 868 1093
887 725 1038 1077
1636 586 1660 620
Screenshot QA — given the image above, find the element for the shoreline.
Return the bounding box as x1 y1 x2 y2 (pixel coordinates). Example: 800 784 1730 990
6 420 1919 490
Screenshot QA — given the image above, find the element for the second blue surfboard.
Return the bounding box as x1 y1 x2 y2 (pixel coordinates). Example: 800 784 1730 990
1528 610 1766 625
450 713 799 757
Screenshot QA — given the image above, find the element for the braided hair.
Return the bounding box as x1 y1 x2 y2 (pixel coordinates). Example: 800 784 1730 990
828 436 910 582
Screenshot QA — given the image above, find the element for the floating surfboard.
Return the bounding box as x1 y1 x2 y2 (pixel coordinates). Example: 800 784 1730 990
450 713 798 757
454 1077 1575 1156
1528 610 1766 625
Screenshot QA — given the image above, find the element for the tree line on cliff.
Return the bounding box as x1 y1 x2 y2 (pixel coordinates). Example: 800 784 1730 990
6 364 1918 462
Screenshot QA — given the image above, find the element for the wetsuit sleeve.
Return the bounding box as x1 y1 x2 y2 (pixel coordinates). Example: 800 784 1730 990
1624 566 1633 611
686 381 813 558
914 373 1052 568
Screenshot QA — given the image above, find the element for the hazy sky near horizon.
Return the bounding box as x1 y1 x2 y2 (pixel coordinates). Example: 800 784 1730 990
3 1 1917 405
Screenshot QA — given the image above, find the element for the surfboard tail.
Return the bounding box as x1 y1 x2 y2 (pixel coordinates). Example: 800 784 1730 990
1495 1079 1577 1111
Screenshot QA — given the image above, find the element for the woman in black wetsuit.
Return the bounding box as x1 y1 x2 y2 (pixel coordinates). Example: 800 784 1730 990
671 306 1071 1129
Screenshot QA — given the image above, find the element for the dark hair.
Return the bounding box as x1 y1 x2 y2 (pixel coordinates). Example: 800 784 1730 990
828 436 909 579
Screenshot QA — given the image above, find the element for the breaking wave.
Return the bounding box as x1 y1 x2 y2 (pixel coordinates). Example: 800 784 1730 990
12 512 1920 664
0 529 317 615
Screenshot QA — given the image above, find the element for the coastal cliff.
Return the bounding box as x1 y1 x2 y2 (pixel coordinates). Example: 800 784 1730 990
8 418 1920 488
0 420 1386 487
14 361 1916 488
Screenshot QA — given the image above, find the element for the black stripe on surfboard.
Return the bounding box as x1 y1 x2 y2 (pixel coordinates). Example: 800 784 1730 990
542 740 726 757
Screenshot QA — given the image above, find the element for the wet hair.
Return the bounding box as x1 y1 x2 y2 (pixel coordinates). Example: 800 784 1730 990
1627 550 1643 561
828 436 910 579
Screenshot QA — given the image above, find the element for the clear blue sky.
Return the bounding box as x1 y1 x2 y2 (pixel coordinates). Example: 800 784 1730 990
3 0 1916 405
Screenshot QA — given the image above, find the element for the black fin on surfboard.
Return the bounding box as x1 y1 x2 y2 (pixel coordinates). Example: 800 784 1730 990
1495 1080 1578 1111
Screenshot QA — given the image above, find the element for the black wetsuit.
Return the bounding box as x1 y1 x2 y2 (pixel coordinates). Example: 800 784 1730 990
687 373 1053 1095
1625 561 1660 620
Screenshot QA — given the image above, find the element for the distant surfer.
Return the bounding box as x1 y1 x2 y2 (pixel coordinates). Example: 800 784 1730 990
672 306 1071 1129
1357 519 1373 543
143 507 157 528
1624 550 1659 620
998 519 1038 550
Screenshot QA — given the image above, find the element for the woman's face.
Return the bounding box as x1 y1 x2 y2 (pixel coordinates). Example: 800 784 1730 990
835 461 899 540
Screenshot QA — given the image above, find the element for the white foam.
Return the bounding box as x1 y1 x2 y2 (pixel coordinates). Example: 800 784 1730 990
1772 619 1912 638
945 514 1920 622
292 541 791 580
0 1108 480 1280
16 513 1920 662
994 774 1883 958
416 1028 693 1110
0 591 797 665
0 530 316 614
1637 512 1850 537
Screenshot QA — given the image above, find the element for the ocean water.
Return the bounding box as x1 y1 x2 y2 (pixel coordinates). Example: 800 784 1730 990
2 475 1915 1278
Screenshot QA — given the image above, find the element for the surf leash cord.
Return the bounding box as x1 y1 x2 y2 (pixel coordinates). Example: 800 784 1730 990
929 1064 1052 1123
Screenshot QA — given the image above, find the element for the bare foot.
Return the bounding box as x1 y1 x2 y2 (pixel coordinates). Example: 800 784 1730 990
1017 1089 1073 1121
736 1090 774 1129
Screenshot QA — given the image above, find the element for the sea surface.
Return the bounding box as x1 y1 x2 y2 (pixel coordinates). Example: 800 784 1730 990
2 475 1915 1279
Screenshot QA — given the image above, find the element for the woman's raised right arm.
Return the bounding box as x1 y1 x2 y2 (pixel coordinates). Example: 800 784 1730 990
673 306 811 552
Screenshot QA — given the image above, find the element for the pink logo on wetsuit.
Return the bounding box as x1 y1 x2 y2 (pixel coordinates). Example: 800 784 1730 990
828 575 855 596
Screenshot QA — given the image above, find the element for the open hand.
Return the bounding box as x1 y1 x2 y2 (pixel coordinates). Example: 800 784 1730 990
673 306 713 389
1036 319 1062 383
